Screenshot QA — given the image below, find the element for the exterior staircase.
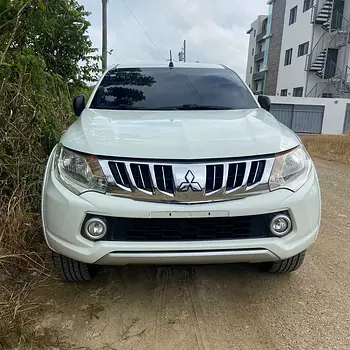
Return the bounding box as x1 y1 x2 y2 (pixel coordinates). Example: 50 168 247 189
307 30 346 78
307 0 350 98
314 0 334 24
307 64 350 98
321 9 347 32
310 49 327 73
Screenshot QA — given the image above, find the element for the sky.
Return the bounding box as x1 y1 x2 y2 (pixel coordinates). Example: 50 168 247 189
79 0 268 78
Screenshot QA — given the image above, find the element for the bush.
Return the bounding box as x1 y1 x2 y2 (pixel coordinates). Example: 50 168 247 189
0 0 100 347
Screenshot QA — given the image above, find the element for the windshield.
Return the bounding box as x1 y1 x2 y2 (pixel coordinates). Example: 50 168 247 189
90 67 258 110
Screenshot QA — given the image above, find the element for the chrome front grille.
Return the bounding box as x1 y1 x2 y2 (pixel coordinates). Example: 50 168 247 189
99 157 275 203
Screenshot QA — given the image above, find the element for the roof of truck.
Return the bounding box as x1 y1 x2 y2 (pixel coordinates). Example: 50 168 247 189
112 62 226 69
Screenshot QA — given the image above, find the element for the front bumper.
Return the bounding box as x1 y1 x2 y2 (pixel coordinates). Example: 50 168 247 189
42 154 321 265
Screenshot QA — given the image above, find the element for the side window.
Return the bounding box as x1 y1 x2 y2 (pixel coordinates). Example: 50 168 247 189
284 48 293 66
289 6 298 25
298 42 309 57
250 67 252 74
303 0 313 12
252 48 255 56
280 89 288 96
293 87 304 97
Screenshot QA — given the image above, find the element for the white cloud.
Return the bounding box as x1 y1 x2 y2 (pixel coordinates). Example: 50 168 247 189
80 0 268 78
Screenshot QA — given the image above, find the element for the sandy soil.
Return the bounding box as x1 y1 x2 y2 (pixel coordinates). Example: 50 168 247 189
28 159 350 350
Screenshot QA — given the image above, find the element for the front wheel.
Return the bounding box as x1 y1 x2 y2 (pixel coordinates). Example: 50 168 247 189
259 251 306 273
52 251 97 282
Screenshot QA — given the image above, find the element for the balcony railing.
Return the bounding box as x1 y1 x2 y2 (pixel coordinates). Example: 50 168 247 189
256 30 266 42
254 51 265 61
252 71 265 81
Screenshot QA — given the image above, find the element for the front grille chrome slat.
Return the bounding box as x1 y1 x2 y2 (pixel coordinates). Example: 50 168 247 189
152 165 174 196
226 161 251 194
138 165 145 189
100 157 274 203
162 166 166 191
233 164 238 188
252 162 260 184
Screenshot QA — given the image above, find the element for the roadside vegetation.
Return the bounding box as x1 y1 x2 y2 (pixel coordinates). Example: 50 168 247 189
0 0 99 348
302 132 350 165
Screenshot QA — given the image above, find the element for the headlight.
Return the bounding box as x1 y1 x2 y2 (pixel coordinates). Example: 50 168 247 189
54 144 107 195
269 146 312 192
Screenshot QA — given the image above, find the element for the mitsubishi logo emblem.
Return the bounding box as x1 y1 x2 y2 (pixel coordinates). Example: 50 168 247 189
178 170 202 192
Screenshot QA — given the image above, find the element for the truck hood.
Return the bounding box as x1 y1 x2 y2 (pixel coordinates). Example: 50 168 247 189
61 108 300 159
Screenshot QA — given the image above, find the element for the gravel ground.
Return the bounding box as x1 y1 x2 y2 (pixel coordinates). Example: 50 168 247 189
30 159 350 350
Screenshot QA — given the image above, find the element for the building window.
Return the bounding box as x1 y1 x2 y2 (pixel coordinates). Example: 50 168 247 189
303 0 313 12
255 82 259 91
284 48 293 66
250 67 252 74
298 42 309 57
259 44 263 52
289 6 298 25
257 63 261 72
262 19 267 33
281 89 288 96
293 87 304 97
254 29 256 37
252 48 254 56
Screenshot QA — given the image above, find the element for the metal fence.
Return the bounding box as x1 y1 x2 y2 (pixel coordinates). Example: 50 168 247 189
270 104 325 134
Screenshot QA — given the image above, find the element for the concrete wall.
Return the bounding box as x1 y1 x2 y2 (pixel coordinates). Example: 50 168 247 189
269 95 350 134
265 0 287 95
276 0 314 96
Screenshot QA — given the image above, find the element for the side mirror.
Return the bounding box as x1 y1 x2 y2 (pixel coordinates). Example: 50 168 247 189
258 95 271 112
73 95 86 117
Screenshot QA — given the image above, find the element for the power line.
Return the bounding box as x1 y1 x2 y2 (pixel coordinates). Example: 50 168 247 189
102 0 108 71
121 0 166 60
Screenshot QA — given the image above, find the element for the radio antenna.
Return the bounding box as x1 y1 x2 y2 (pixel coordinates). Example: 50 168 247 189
169 50 174 68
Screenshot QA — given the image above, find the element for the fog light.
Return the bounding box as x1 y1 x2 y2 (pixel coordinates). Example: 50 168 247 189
270 214 292 237
84 218 107 240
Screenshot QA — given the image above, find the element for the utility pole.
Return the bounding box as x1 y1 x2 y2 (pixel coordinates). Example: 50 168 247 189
183 40 186 62
102 0 108 72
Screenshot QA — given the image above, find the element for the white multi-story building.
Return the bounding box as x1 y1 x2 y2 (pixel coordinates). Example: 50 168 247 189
246 15 268 94
246 0 350 98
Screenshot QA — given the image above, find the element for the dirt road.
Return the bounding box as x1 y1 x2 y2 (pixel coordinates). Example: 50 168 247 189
31 159 350 350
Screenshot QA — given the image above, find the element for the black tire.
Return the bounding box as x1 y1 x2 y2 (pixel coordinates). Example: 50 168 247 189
52 251 97 282
259 251 306 273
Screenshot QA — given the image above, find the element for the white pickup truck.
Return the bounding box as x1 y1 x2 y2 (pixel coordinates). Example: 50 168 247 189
41 62 321 282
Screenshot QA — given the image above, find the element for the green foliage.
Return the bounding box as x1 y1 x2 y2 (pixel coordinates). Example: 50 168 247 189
0 0 100 82
0 0 101 210
0 2 101 346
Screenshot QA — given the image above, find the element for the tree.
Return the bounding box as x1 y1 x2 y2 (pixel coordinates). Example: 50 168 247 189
0 0 100 210
0 0 100 83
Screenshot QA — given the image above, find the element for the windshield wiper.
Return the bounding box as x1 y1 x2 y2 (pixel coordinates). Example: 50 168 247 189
97 106 149 110
163 104 233 110
96 105 233 111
